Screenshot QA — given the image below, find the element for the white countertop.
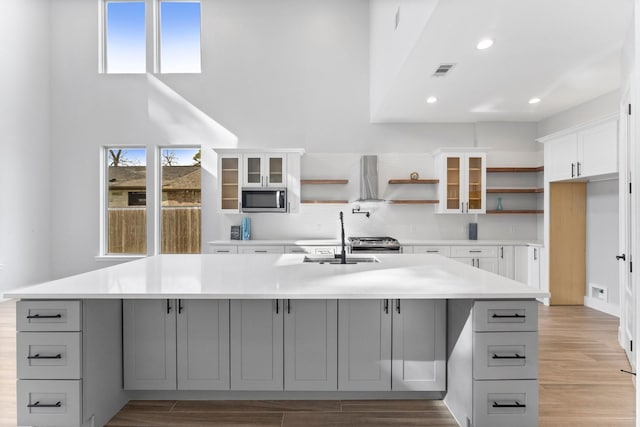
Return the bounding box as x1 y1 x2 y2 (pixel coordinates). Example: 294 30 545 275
208 239 543 246
4 254 548 300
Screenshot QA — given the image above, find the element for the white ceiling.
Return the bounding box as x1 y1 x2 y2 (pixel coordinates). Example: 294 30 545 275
371 0 634 123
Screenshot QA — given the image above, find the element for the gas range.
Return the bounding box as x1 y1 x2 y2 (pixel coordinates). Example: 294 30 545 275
348 236 401 253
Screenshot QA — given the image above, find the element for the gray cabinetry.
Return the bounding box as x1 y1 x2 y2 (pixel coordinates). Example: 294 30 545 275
284 299 338 391
124 299 229 390
230 299 284 390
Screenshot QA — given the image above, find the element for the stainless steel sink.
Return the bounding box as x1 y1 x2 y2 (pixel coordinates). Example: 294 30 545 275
303 255 380 264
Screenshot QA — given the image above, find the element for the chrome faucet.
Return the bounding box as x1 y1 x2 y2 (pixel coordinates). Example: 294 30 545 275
339 211 347 264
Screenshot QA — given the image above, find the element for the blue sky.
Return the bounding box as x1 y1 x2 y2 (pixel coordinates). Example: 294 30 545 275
160 2 202 73
108 148 199 166
106 2 146 73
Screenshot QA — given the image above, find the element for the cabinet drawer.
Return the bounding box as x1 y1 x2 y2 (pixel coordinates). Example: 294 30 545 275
17 332 82 380
473 332 538 380
17 379 82 427
285 246 337 255
450 246 498 258
473 380 538 427
474 300 538 332
411 246 451 257
238 245 285 254
17 301 82 332
210 245 238 254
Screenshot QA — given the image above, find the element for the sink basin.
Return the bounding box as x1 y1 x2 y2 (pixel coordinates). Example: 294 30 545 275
303 255 380 264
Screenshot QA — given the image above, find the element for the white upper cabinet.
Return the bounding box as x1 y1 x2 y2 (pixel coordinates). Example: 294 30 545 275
243 154 286 187
435 151 486 214
544 118 618 182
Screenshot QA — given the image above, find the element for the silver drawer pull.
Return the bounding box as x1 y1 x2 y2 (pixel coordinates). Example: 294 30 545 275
426 250 439 253
469 250 482 253
28 401 62 408
26 314 62 319
254 250 268 253
217 250 230 253
492 401 526 408
492 353 525 360
27 353 62 360
492 313 525 319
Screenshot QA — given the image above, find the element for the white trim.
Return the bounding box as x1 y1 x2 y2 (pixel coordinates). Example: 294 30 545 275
536 112 619 143
95 255 146 263
213 148 305 155
584 296 620 318
432 147 489 156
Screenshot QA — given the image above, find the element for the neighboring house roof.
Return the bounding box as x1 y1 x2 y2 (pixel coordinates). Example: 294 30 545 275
108 166 201 190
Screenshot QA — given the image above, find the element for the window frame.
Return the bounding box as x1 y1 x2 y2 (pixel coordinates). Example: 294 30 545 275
156 0 203 74
99 0 149 74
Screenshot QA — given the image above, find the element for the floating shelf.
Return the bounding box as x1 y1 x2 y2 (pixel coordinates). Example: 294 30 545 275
487 166 544 173
486 210 544 214
387 200 439 204
301 200 349 204
487 188 544 194
388 179 439 184
301 179 349 185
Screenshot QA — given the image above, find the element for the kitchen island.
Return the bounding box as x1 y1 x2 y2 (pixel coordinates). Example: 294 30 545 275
5 254 548 427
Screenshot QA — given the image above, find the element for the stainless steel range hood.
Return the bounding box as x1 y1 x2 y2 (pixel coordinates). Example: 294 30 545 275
358 155 383 201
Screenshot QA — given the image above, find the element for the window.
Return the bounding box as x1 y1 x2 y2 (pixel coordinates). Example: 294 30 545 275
104 1 146 73
105 148 147 254
160 148 201 253
159 1 202 73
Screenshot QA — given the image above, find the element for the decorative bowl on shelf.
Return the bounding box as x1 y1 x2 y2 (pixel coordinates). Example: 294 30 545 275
410 172 419 180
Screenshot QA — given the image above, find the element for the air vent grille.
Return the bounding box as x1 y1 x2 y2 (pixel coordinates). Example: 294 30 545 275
433 63 456 77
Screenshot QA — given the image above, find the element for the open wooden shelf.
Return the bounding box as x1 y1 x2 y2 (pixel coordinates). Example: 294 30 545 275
301 200 349 204
487 166 544 173
486 210 544 214
388 179 439 184
487 188 544 194
301 179 349 185
387 200 439 204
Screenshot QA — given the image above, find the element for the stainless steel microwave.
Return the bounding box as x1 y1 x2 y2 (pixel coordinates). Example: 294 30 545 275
241 187 287 212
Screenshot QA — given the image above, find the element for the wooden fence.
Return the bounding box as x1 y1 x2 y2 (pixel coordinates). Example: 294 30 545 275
108 207 201 254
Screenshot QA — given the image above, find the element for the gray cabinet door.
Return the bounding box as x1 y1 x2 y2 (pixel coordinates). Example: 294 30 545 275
392 299 446 391
177 300 230 390
338 299 391 391
230 299 284 390
284 299 337 391
123 299 176 390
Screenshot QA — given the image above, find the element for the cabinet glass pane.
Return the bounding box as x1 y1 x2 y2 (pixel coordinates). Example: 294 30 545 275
221 158 239 210
468 157 483 210
269 157 284 184
446 157 461 210
247 157 261 184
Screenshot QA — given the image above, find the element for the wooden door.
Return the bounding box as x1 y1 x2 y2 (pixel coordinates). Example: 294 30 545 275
177 300 230 390
550 182 586 305
230 299 283 390
123 299 177 390
391 299 446 391
284 299 337 391
338 299 391 391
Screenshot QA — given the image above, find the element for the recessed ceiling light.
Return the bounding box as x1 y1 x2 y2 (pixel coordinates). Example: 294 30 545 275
476 39 494 50
426 96 438 104
528 97 541 104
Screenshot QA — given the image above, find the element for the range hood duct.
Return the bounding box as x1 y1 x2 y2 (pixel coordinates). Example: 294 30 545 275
358 155 382 201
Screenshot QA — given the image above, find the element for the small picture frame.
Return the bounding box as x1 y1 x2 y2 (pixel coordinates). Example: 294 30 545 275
230 225 241 240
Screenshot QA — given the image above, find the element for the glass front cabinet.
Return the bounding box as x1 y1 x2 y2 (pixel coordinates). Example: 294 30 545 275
436 151 486 214
243 154 286 187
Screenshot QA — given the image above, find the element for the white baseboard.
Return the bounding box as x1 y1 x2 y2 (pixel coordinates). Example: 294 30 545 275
584 296 620 317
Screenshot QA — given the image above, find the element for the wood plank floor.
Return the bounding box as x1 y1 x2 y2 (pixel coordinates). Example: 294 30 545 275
0 300 635 426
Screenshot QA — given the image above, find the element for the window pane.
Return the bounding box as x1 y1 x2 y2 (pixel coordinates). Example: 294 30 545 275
107 148 147 254
160 2 201 73
161 148 201 253
106 1 146 74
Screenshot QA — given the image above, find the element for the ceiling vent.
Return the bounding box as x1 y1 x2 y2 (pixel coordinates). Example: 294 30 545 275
433 63 456 77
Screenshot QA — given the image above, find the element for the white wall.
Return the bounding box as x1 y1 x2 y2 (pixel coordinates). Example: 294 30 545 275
0 0 52 295
49 0 543 278
586 180 620 314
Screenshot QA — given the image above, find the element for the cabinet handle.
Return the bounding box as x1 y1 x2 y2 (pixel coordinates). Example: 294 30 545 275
492 401 526 409
426 250 439 253
533 248 537 261
287 299 291 314
384 299 389 314
396 299 401 314
577 161 581 176
492 313 525 319
571 163 575 178
178 299 184 314
26 314 62 319
492 353 525 360
27 401 62 408
500 247 504 259
27 353 62 360
217 250 230 253
167 300 172 314
617 254 627 261
255 250 268 253
469 250 482 253
275 300 279 314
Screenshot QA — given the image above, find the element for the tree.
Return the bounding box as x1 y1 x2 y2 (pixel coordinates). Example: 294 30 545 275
192 149 201 166
109 149 132 166
162 150 178 166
